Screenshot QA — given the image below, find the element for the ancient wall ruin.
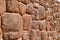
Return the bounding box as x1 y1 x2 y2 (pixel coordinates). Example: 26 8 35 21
0 0 60 40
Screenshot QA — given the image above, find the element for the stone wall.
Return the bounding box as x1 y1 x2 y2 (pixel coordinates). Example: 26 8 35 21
0 0 60 40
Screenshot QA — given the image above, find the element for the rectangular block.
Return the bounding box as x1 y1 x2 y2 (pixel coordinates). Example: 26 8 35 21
31 20 40 29
22 31 30 40
23 14 32 30
29 29 41 40
0 0 6 15
1 13 23 40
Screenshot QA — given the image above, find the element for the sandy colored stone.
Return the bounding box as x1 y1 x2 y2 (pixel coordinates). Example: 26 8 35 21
1 13 23 40
0 0 6 15
23 14 32 30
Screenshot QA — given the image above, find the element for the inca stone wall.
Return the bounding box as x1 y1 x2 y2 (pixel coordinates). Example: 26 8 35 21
0 0 60 40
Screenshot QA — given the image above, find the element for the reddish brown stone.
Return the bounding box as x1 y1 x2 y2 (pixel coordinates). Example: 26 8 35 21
38 5 46 20
48 36 53 40
23 14 32 30
26 3 34 14
18 37 22 40
21 0 30 4
1 13 23 40
31 20 39 29
33 3 40 9
30 0 39 3
18 2 26 15
29 29 41 40
39 20 48 30
23 31 30 40
32 9 39 20
6 0 19 12
0 0 6 15
41 30 48 40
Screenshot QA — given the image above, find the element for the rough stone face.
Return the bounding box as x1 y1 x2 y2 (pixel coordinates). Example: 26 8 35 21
33 3 40 9
23 31 30 40
21 0 31 4
6 0 19 12
38 5 46 20
41 30 48 40
0 16 1 28
18 2 26 15
30 0 39 3
26 3 34 14
29 29 41 40
23 14 32 30
0 28 3 40
39 20 48 30
1 13 23 40
32 9 39 20
31 20 39 29
48 36 53 40
0 0 6 15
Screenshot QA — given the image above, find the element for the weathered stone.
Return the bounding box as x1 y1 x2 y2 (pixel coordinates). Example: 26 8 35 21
23 14 32 30
23 31 30 40
32 9 39 20
31 20 39 29
33 3 40 9
26 3 34 14
0 16 1 28
6 0 19 12
18 37 22 40
0 28 3 40
29 29 41 40
41 30 48 40
30 0 39 3
21 0 30 4
1 13 23 40
58 35 60 40
39 20 48 30
18 2 26 15
0 0 6 15
48 36 53 40
54 12 60 18
38 5 46 20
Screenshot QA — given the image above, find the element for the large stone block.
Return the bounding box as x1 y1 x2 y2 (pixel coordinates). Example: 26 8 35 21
1 13 23 40
23 14 32 30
